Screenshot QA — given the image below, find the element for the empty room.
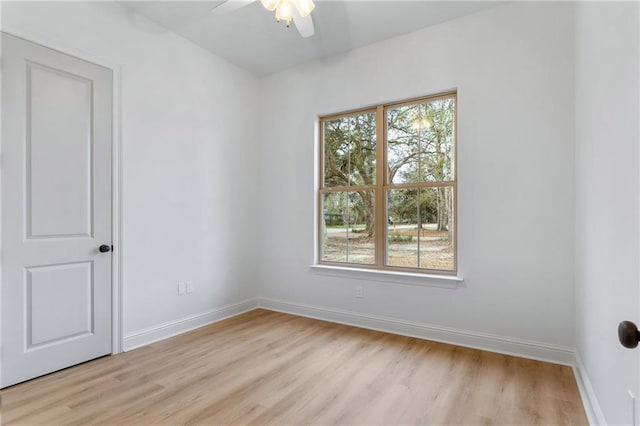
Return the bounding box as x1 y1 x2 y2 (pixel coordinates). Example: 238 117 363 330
0 0 638 424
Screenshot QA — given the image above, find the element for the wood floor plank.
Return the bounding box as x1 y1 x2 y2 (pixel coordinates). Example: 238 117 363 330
0 309 588 425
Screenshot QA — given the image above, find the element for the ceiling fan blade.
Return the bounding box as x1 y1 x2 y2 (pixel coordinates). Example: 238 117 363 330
293 12 315 38
211 0 256 14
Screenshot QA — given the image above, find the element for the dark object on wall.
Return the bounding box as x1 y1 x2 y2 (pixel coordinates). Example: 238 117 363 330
618 321 640 348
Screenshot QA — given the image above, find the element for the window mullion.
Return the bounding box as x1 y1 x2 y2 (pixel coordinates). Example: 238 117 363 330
375 105 385 267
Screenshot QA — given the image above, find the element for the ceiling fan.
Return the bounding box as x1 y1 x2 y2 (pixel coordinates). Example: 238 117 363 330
212 0 315 38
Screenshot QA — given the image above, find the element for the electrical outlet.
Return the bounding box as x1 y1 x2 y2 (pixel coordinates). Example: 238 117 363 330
177 282 186 295
186 281 194 294
355 286 364 298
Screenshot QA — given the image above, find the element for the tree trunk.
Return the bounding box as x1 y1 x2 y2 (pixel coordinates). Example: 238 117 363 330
359 191 375 238
437 187 449 232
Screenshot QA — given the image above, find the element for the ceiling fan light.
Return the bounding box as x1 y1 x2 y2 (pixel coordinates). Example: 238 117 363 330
275 0 293 26
260 0 279 12
295 0 315 18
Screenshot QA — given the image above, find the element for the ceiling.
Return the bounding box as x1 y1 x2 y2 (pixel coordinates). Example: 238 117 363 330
122 1 502 76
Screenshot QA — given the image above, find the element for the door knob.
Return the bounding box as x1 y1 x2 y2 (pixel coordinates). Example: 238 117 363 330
618 321 640 348
99 244 112 253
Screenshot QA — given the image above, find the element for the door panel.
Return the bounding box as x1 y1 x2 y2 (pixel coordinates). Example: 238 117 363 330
1 33 113 388
27 261 94 348
28 63 94 238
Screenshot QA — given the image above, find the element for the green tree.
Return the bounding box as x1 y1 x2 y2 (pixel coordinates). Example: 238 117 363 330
323 98 454 238
387 99 454 233
324 113 376 236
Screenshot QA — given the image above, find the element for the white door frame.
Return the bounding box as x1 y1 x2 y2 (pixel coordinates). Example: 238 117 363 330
635 6 640 426
0 29 124 359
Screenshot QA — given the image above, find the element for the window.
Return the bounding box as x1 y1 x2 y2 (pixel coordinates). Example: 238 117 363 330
318 92 457 274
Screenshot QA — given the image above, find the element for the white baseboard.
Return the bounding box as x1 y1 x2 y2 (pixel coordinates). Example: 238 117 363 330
122 296 575 365
573 353 607 425
258 297 575 366
123 298 259 351
121 295 601 423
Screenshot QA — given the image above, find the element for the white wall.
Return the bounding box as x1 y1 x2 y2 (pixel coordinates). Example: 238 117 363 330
3 1 640 421
257 2 576 354
1 1 260 338
575 2 640 424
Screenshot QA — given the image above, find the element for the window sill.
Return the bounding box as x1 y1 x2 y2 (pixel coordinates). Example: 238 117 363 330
309 264 463 289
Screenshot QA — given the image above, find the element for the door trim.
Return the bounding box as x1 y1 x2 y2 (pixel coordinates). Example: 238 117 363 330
0 29 124 361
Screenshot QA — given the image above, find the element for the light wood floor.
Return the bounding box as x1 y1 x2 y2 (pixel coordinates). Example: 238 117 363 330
1 309 587 425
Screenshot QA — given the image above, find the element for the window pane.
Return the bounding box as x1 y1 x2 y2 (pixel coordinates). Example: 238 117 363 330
387 187 455 271
346 191 376 264
322 192 347 262
387 97 455 184
323 112 376 188
418 187 455 271
321 191 375 265
387 189 419 268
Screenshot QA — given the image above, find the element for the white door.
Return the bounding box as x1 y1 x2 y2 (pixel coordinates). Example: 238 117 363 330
1 33 113 388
